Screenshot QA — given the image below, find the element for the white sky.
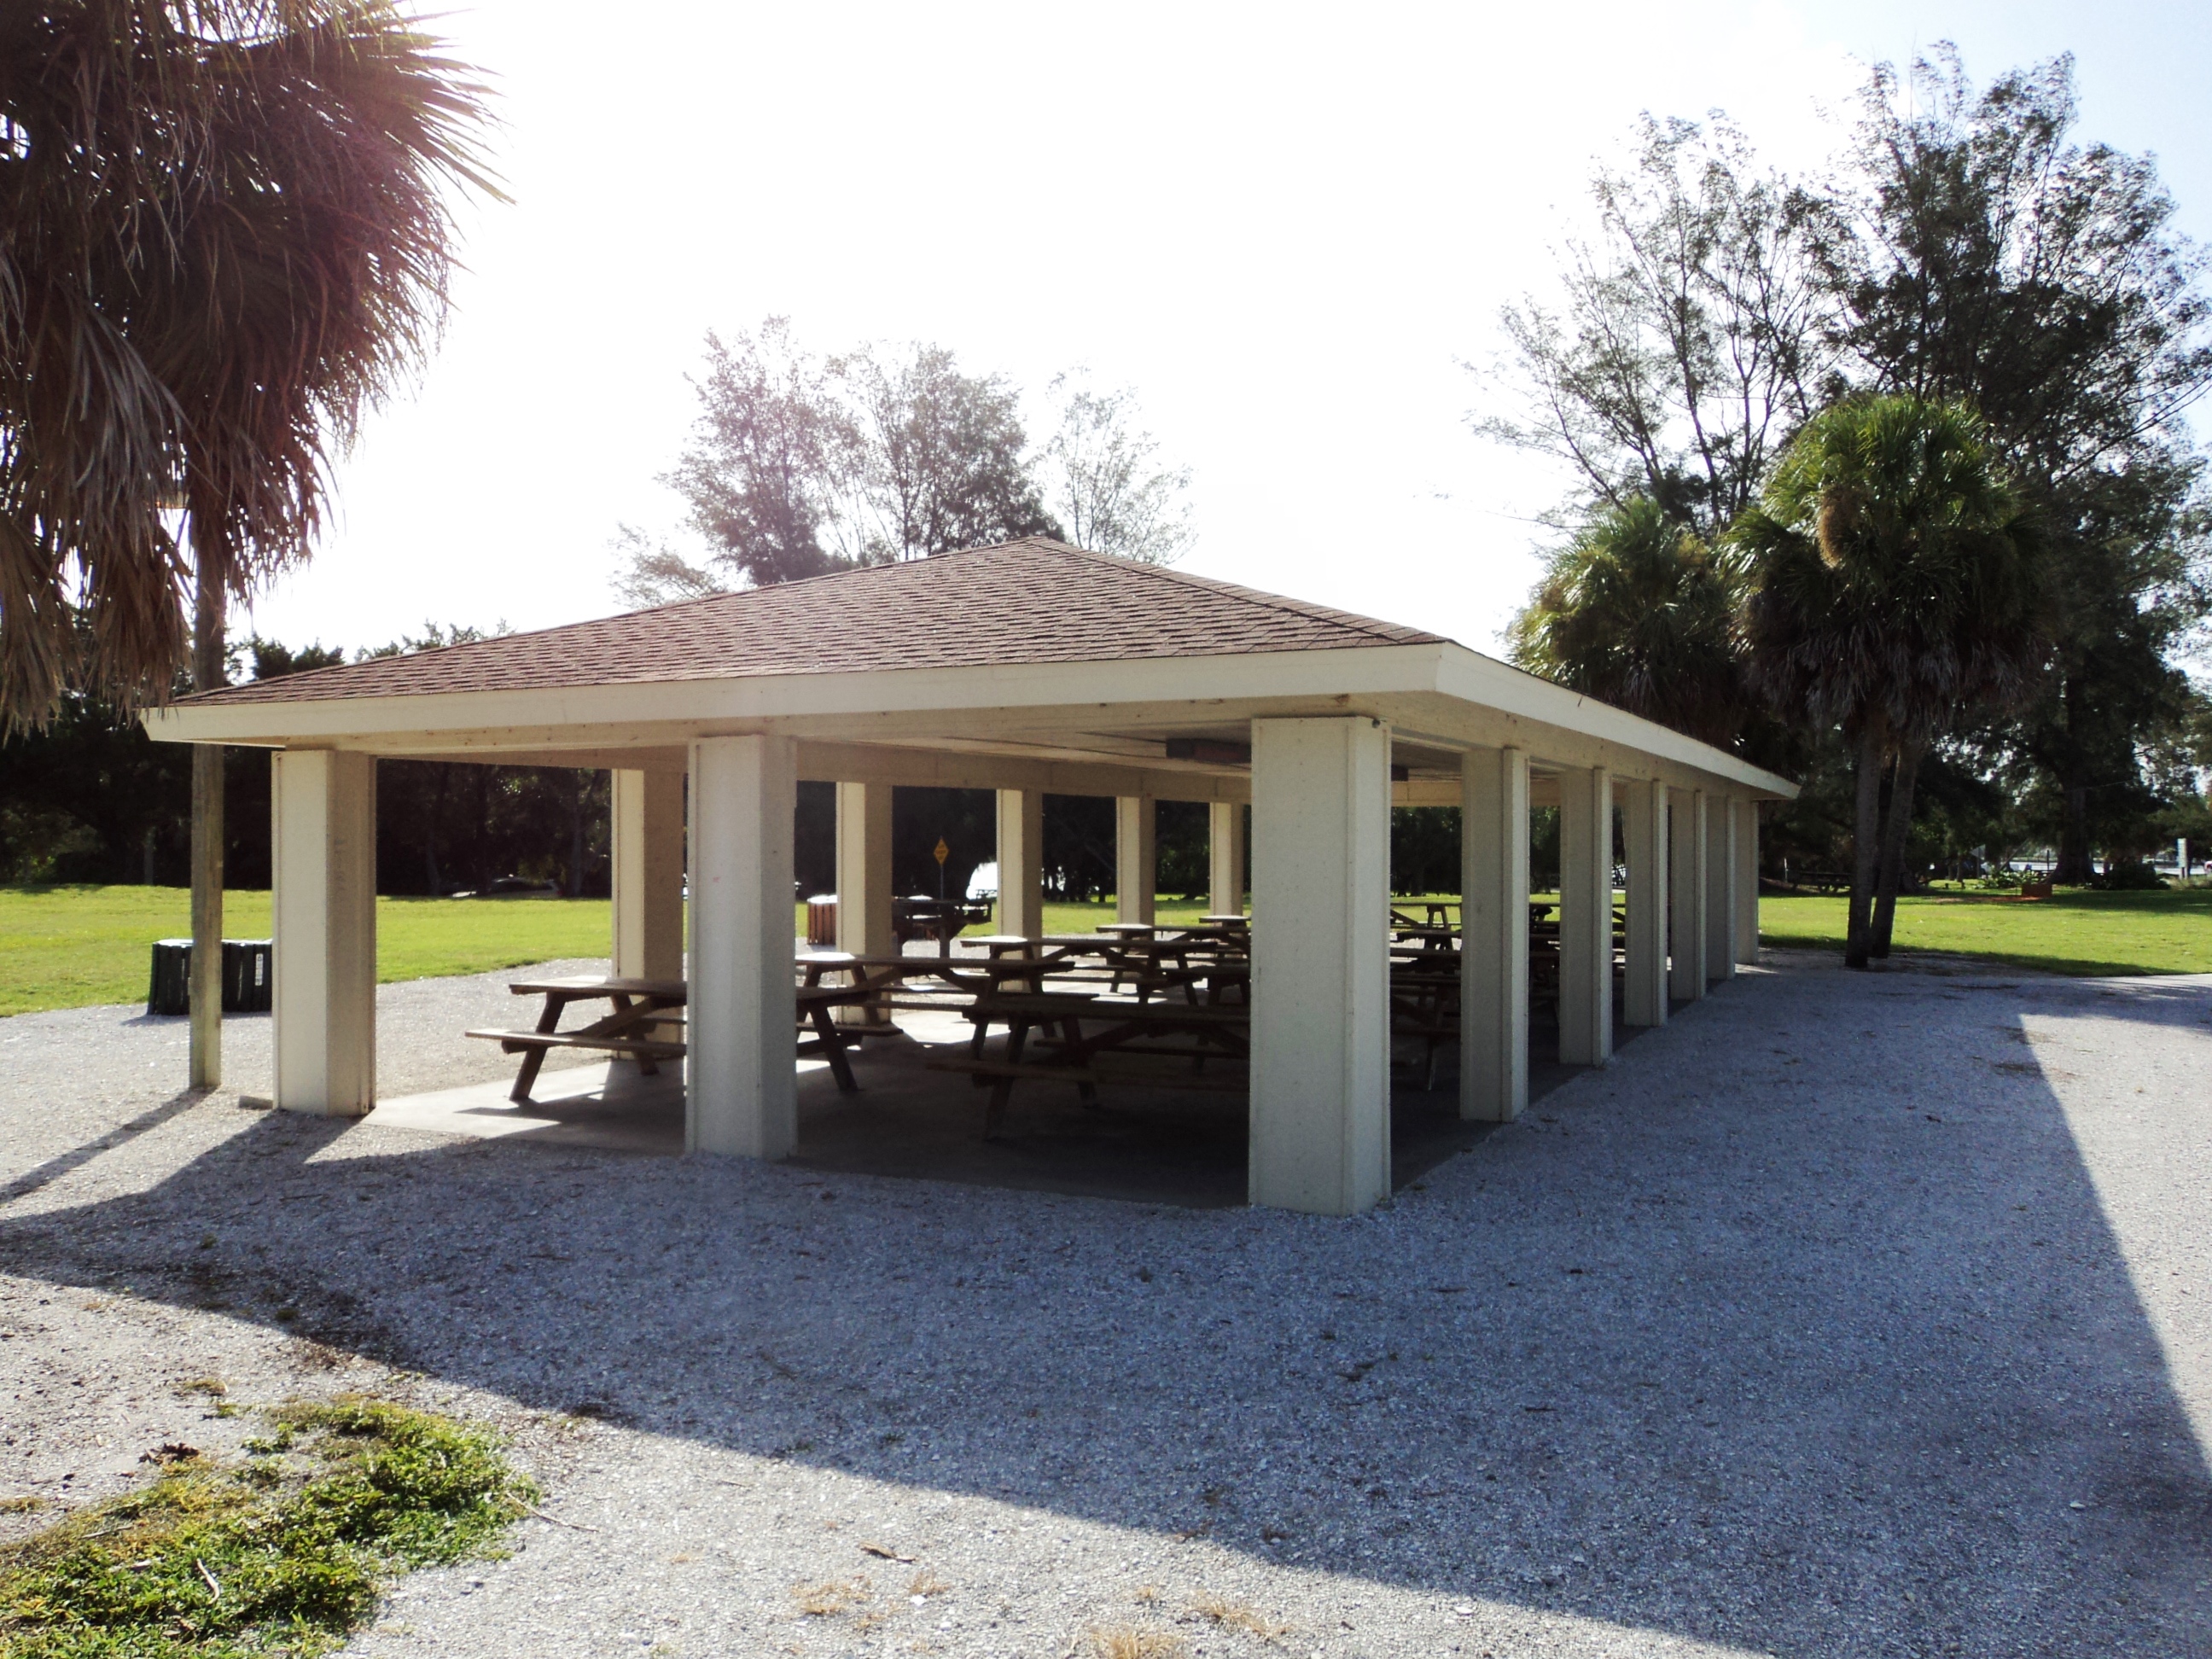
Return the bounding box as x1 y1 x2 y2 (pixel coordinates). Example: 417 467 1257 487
240 0 2212 660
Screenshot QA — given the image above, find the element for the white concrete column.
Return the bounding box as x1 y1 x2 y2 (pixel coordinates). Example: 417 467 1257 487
1208 800 1245 917
1557 765 1614 1067
994 789 1045 940
271 750 377 1115
1249 718 1393 1215
1705 791 1738 984
687 735 797 1159
1621 779 1668 1027
834 781 895 959
1115 795 1156 924
1735 799 1761 965
1668 789 1708 1003
1460 746 1529 1122
612 769 685 982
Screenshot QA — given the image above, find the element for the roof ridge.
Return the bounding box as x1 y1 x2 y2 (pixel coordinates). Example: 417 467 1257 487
1049 543 1441 646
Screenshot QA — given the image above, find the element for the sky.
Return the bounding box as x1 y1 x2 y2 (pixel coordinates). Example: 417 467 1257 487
239 0 2212 661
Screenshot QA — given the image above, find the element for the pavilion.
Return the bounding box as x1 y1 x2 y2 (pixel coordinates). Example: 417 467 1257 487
146 538 1796 1215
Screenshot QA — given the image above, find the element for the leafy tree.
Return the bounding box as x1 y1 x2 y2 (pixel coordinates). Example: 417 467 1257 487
1476 114 1829 542
1737 396 2048 964
1484 49 2212 891
1039 372 1193 564
1507 497 1750 747
619 323 1194 602
1807 49 2212 882
2 1 496 1085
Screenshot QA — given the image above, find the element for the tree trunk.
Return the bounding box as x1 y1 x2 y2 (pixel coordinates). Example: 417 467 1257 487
189 541 225 1090
569 772 587 898
2056 783 2094 885
1845 719 1886 970
425 765 447 895
1871 740 1928 958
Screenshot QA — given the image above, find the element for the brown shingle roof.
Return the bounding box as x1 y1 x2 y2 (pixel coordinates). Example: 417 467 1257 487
194 538 1447 706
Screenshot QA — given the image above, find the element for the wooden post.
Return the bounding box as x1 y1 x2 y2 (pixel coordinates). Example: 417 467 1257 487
1460 747 1529 1121
1115 796 1156 923
687 735 797 1159
1249 718 1392 1214
271 751 377 1114
1557 765 1614 1066
1621 779 1668 1027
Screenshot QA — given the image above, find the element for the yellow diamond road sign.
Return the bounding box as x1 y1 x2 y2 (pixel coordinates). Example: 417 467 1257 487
933 837 950 865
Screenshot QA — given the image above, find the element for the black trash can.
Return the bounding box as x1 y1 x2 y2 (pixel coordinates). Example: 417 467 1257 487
147 938 192 1016
146 938 276 1016
223 939 274 1013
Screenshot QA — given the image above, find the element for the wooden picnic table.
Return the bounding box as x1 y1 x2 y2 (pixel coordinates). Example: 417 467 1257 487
939 989 1253 1137
468 975 688 1104
468 964 893 1105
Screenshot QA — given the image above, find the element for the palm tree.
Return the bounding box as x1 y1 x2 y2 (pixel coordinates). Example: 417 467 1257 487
1738 396 2048 967
2 1 498 1083
1508 495 1751 748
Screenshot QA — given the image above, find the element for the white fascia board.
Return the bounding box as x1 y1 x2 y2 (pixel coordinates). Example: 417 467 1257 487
1434 646 1797 799
142 638 1797 801
141 644 1447 747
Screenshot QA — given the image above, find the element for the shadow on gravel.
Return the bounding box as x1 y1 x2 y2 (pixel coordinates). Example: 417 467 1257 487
3 968 2209 1656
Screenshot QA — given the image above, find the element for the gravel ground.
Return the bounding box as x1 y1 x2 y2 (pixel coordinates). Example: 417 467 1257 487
1 951 2207 1658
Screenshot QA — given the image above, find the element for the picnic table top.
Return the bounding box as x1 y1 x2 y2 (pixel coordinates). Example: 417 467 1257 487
508 975 687 999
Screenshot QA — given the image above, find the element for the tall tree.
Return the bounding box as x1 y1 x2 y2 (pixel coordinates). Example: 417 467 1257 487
1039 371 1193 564
621 326 1062 603
620 326 1198 603
1506 497 1750 748
835 341 1057 563
1477 114 1831 543
1807 49 2212 882
1 1 498 1084
1738 396 2048 966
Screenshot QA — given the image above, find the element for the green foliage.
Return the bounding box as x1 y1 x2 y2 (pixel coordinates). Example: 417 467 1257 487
1509 498 1750 746
1738 395 2046 743
0 1398 531 1658
1484 49 2212 882
0 2 500 728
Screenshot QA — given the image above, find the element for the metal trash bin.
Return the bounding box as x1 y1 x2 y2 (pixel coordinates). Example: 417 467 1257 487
805 895 838 948
146 938 275 1016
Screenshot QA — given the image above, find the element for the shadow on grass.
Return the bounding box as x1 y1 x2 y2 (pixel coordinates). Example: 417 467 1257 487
1 964 2207 1656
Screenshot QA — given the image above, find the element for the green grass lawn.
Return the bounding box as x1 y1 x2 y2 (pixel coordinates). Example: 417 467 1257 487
0 884 614 1017
1757 886 2212 976
9 882 2202 1019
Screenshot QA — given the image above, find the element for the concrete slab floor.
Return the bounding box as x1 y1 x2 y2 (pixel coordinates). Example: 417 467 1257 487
365 1004 1523 1208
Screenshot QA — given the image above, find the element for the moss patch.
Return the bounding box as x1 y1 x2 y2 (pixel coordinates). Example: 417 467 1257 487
0 1398 535 1657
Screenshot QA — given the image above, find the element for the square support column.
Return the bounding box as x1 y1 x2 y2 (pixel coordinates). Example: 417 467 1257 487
1705 792 1738 984
995 789 1045 940
1735 799 1761 965
271 750 377 1115
612 769 685 982
835 781 895 959
1208 800 1245 917
687 735 797 1159
1249 718 1393 1215
1460 746 1529 1122
1557 765 1614 1067
1115 796 1156 924
1668 789 1708 1003
1621 778 1668 1027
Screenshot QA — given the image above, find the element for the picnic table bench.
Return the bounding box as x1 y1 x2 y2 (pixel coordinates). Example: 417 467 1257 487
468 976 689 1104
468 963 895 1105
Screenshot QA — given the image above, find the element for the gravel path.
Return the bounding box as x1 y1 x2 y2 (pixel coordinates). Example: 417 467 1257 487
1 952 2206 1657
